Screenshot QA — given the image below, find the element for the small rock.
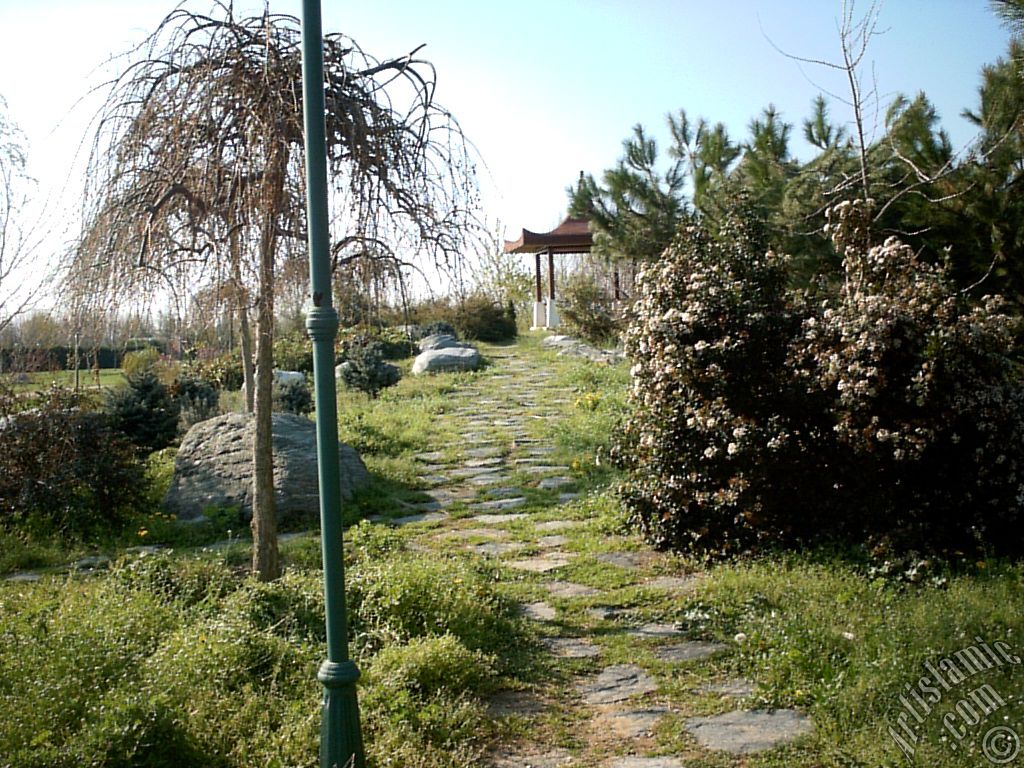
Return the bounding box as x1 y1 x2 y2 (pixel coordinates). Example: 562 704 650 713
473 497 527 512
472 542 525 557
535 520 585 532
469 513 529 524
387 511 448 527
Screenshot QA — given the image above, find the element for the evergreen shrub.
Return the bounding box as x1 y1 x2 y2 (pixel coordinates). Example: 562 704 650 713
105 370 180 453
338 334 401 398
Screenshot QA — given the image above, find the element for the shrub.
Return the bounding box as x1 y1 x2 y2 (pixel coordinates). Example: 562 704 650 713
272 333 313 373
338 334 401 399
617 200 1024 558
105 370 180 453
0 386 147 537
185 352 244 391
454 293 517 342
171 374 219 432
559 270 622 344
272 377 312 414
346 550 518 657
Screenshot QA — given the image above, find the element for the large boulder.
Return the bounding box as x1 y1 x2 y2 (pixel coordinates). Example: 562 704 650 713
411 346 481 375
418 333 464 352
164 412 370 523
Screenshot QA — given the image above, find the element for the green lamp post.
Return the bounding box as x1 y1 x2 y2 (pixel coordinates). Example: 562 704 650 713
299 2 366 766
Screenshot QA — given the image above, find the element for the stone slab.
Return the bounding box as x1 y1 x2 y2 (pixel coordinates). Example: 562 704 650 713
538 476 575 490
684 709 814 754
384 511 448 527
538 534 570 548
652 641 728 662
521 601 557 621
595 552 645 570
579 664 658 705
473 497 527 512
542 637 602 658
507 553 575 573
473 542 525 557
543 581 601 598
629 623 684 639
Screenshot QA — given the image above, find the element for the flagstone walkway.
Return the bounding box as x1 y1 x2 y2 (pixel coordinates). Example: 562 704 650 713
374 344 815 766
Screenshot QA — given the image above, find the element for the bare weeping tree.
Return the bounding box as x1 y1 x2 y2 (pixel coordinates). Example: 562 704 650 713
0 96 42 345
70 2 480 580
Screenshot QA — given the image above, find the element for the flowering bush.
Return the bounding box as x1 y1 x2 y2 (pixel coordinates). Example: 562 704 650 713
618 201 1024 557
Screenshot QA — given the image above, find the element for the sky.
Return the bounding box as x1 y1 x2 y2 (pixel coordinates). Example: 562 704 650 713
0 0 1013 284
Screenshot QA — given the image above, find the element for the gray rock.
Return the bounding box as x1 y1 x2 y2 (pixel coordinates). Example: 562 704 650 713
521 601 557 621
652 641 728 662
538 476 575 490
541 334 625 364
472 541 525 557
538 534 570 548
486 690 548 719
473 497 527 512
4 571 41 582
579 664 658 705
630 623 684 639
418 333 462 352
542 637 601 658
412 346 480 375
543 581 600 598
684 709 814 754
595 552 645 569
386 511 448 527
164 412 369 524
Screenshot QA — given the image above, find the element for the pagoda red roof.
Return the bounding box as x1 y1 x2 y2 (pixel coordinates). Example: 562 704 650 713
504 216 593 254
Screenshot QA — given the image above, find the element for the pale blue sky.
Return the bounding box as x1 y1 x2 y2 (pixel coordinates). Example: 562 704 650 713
0 0 1012 245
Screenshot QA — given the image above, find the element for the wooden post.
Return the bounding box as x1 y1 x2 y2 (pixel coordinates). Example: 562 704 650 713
535 252 542 302
548 249 555 301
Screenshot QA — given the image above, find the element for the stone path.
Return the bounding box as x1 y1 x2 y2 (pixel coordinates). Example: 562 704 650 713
376 343 816 766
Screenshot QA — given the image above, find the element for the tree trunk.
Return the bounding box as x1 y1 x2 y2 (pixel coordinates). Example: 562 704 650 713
231 228 256 414
250 145 285 582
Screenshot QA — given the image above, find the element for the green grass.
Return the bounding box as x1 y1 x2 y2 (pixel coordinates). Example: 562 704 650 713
1 368 124 393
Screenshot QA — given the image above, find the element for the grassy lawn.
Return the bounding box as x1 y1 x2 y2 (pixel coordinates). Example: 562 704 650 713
0 333 1021 766
1 367 125 393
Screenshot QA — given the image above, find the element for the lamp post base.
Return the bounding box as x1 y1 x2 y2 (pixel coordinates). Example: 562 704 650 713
318 659 365 768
